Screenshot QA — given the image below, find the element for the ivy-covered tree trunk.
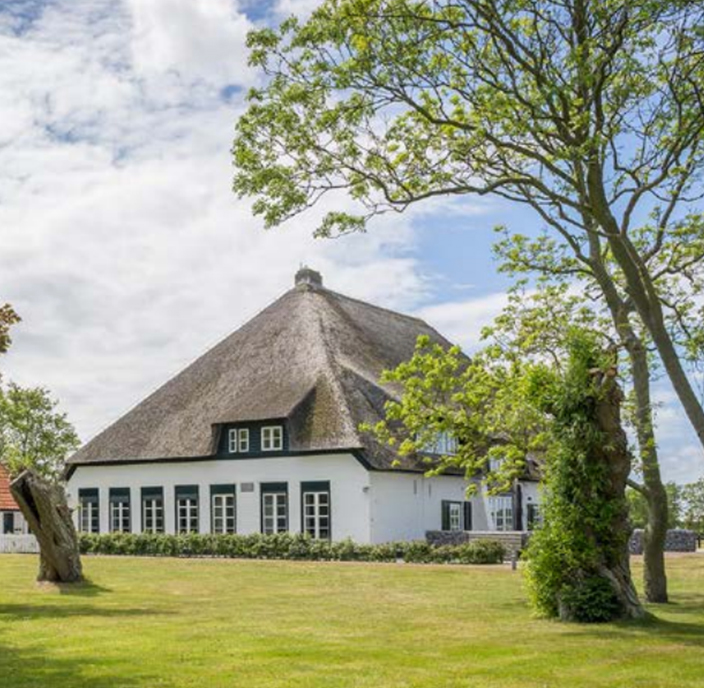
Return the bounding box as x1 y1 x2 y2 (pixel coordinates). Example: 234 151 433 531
10 470 83 583
588 237 668 604
587 368 644 620
526 341 645 622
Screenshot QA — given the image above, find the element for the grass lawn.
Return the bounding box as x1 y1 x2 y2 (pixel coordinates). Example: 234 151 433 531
0 554 703 687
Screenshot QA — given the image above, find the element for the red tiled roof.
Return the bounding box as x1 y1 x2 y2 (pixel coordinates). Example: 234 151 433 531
0 464 19 511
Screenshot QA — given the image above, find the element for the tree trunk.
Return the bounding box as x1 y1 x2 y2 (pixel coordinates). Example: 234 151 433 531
586 176 704 451
10 470 83 583
588 241 668 603
629 340 669 603
591 368 646 620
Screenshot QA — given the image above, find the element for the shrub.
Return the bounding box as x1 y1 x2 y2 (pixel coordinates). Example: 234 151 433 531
558 576 623 623
77 533 504 565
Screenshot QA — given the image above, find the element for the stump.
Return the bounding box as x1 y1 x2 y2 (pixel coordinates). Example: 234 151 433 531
10 470 83 583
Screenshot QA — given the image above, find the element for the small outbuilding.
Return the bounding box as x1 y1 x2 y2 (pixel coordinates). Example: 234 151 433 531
0 464 28 535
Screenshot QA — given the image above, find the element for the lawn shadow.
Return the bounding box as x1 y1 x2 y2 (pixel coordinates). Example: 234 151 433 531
564 593 704 648
36 579 112 597
0 633 175 688
0 602 170 621
0 593 175 687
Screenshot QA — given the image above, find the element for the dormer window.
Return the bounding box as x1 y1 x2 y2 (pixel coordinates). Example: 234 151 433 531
424 431 458 456
261 425 283 451
228 428 250 454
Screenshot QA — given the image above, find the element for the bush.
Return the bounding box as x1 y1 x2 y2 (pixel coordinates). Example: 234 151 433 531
558 576 623 623
77 533 504 565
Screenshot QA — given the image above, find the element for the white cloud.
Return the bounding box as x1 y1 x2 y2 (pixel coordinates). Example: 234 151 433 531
127 0 254 87
0 0 427 444
274 0 322 20
415 292 509 351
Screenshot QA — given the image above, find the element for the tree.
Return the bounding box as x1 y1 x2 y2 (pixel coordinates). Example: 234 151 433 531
485 281 669 601
368 330 645 620
0 382 80 482
233 0 704 458
627 482 682 529
0 303 83 584
11 470 84 583
681 479 704 533
0 304 20 356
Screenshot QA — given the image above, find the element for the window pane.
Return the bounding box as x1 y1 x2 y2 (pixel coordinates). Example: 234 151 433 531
228 429 238 453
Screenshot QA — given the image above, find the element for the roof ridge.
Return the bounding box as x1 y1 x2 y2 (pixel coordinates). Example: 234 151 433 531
316 286 431 327
311 306 363 445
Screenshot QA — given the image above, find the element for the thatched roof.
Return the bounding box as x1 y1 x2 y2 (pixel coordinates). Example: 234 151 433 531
69 269 456 471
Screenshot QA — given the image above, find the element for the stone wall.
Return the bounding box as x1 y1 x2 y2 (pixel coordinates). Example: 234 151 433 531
427 530 529 558
628 529 698 554
429 529 700 557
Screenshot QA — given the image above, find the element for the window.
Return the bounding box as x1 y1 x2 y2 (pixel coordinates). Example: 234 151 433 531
78 488 100 533
489 495 514 531
301 481 330 540
109 488 131 533
424 432 458 455
527 503 542 531
441 500 472 531
141 487 164 533
448 502 462 530
3 513 14 535
228 428 250 454
261 425 283 451
261 483 288 534
489 457 504 473
211 485 236 534
175 485 199 534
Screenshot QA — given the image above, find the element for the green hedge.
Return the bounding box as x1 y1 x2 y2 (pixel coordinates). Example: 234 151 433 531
78 533 505 565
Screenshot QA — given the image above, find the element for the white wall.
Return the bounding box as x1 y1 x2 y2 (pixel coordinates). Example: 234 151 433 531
67 453 372 542
0 510 28 535
368 472 487 542
521 480 541 527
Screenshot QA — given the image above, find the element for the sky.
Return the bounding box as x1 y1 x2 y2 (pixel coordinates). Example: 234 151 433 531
0 0 701 484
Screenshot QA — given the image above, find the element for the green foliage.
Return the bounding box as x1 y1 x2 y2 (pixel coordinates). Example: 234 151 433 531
235 0 704 239
0 304 20 358
627 488 650 529
558 576 623 624
364 332 549 492
627 482 685 530
77 532 505 565
681 478 704 533
523 335 631 621
0 382 80 482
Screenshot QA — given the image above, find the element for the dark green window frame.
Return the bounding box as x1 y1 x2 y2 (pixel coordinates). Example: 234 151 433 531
300 481 331 540
109 487 131 533
141 486 164 533
441 500 472 531
260 482 288 534
210 484 236 534
78 488 100 534
175 485 199 534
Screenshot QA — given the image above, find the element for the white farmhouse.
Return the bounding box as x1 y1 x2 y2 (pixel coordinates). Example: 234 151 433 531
66 269 539 543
